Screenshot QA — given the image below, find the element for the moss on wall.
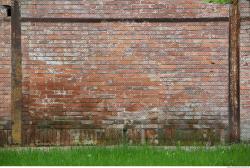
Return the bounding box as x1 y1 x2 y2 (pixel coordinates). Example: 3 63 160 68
204 0 232 4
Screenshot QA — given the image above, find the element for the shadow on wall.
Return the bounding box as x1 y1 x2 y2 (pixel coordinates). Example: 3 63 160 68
0 5 11 17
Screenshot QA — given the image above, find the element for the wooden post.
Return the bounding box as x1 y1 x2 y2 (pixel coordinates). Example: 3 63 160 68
11 0 22 145
229 0 240 143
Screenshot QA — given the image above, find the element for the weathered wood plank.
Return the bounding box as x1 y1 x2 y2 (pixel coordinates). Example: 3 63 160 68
229 0 241 143
11 0 22 145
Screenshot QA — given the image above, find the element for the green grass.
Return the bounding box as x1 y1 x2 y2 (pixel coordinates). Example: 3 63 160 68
0 144 250 166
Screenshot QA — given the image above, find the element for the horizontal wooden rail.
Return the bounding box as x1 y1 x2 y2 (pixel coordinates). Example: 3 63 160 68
241 16 250 21
1 17 11 22
20 17 230 23
1 17 243 23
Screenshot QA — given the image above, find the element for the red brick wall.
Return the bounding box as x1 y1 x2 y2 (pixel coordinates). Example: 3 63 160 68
21 21 229 145
240 0 250 141
0 16 11 145
5 0 250 145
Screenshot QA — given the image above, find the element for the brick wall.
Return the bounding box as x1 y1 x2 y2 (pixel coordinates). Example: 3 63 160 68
20 0 229 18
0 9 11 146
21 20 230 145
240 0 250 18
240 0 250 141
2 0 250 145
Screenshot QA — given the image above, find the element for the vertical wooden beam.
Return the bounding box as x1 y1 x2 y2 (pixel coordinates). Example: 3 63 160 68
229 0 240 143
11 0 22 145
